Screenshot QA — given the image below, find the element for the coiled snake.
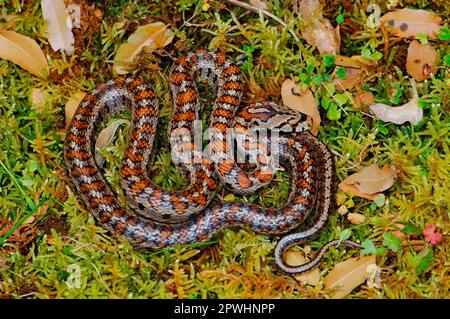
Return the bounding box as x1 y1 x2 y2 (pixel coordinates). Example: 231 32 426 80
64 49 361 275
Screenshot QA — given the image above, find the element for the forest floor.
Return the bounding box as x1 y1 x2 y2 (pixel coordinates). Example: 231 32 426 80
0 0 448 298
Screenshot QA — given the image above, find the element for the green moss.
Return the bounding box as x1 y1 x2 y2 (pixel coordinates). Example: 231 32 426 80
0 0 448 299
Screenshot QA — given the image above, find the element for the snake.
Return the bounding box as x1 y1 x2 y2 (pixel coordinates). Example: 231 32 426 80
64 49 361 275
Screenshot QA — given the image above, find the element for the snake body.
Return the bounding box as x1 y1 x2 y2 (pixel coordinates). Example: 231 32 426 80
64 49 360 275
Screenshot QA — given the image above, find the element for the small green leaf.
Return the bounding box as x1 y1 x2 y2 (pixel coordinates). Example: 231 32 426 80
369 203 377 211
383 232 401 253
361 239 387 255
334 93 348 106
323 82 336 96
415 33 428 44
326 102 341 121
406 249 434 275
418 99 431 109
378 123 388 135
443 54 450 67
373 194 385 207
335 67 348 79
438 26 450 41
313 74 323 86
321 96 330 110
339 229 352 242
323 54 335 67
398 222 422 236
336 14 344 24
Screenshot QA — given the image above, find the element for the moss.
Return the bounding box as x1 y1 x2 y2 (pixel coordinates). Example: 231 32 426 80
0 0 448 299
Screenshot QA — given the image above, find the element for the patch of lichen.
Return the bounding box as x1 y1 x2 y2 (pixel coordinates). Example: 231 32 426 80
0 0 449 299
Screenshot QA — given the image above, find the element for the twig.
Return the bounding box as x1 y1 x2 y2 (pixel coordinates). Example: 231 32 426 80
224 0 301 44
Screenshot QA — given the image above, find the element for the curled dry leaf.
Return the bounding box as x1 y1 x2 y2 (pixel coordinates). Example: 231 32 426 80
113 22 174 75
347 213 366 225
341 163 397 195
0 30 49 78
285 251 321 286
281 79 320 135
406 40 438 82
370 79 422 125
41 0 75 54
380 8 443 39
65 92 87 127
95 119 131 167
298 0 340 55
324 255 376 299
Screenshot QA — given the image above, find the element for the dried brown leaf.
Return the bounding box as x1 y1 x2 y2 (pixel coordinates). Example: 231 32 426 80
342 163 397 195
380 8 443 39
65 92 87 127
281 79 320 135
338 184 376 200
0 30 49 78
324 255 376 298
113 22 174 75
285 251 321 286
95 119 130 167
406 40 438 82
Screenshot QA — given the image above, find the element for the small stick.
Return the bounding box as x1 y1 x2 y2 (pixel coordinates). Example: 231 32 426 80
224 0 301 44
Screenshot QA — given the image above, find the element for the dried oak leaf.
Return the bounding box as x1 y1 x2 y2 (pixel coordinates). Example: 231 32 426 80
113 22 174 75
341 163 397 195
370 79 422 125
324 255 377 299
0 30 49 78
281 79 320 135
380 8 443 39
406 40 438 82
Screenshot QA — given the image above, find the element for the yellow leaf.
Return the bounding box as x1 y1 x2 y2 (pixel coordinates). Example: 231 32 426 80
380 8 442 39
113 22 174 75
281 79 320 135
341 163 397 195
406 40 438 82
41 0 75 54
324 255 376 298
65 92 87 127
285 251 321 286
0 30 49 78
95 119 130 167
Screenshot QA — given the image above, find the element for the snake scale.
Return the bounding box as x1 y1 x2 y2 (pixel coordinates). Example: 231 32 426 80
64 49 361 275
